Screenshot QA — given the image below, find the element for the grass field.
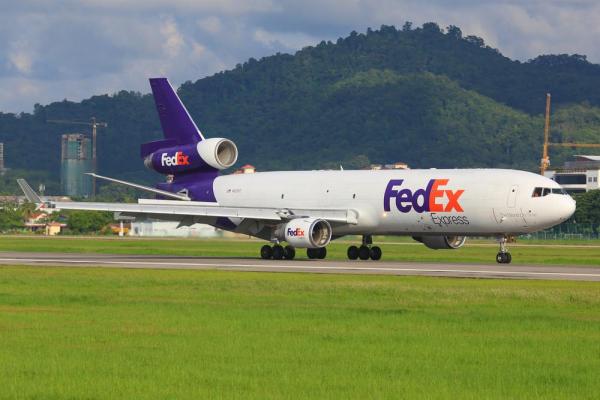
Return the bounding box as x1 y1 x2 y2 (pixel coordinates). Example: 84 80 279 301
0 235 599 266
0 266 598 399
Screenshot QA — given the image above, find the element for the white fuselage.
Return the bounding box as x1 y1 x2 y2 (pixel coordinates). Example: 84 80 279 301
212 168 575 237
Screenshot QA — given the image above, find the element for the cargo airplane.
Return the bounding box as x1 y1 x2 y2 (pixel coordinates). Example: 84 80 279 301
18 78 576 264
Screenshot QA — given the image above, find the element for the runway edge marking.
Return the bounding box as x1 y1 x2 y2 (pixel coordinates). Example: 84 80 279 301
1 257 600 279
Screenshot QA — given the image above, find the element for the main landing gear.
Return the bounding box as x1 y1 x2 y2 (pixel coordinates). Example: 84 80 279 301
496 236 512 264
260 244 327 260
260 244 296 260
307 247 327 259
347 235 382 261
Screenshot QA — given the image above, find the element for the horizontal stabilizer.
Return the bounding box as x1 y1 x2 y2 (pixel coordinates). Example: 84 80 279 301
87 173 190 201
16 179 42 205
140 139 177 158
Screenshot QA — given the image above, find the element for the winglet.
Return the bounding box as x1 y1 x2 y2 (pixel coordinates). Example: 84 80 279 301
16 179 43 205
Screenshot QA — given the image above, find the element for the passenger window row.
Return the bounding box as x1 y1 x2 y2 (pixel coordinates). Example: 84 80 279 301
532 187 567 197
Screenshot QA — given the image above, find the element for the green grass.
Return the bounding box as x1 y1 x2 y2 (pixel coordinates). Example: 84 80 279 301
0 266 598 399
0 235 599 266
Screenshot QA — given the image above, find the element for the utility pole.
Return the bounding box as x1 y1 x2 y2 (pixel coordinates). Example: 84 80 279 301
48 117 108 196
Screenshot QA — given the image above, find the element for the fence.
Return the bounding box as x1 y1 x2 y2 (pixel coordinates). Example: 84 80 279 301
524 223 599 240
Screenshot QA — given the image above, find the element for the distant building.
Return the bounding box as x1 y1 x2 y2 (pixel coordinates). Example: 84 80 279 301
0 142 5 175
544 155 600 193
24 213 66 235
233 164 256 174
61 134 93 197
369 161 409 170
130 221 223 237
45 222 67 236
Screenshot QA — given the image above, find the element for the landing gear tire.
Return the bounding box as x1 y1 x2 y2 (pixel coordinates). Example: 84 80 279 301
317 247 327 259
307 247 327 259
260 245 273 260
496 252 512 264
272 244 284 260
370 246 382 261
496 236 512 264
358 245 370 260
284 245 296 260
347 245 359 260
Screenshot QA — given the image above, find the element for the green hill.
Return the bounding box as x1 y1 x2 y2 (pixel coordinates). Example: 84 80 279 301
1 23 600 194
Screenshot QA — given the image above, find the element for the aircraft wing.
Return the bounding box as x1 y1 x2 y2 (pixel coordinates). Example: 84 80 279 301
46 200 357 224
17 179 357 224
49 200 283 221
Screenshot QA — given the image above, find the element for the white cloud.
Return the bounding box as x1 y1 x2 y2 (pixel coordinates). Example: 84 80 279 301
160 16 185 58
1 0 600 112
8 50 33 74
253 28 320 50
198 16 223 34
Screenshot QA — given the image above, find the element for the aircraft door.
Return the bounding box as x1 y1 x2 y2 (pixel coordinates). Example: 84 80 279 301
507 185 518 208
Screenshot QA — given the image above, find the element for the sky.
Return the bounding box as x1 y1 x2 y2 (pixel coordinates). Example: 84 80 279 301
1 0 599 113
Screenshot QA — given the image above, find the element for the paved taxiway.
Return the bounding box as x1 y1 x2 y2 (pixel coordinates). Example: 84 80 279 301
0 251 599 281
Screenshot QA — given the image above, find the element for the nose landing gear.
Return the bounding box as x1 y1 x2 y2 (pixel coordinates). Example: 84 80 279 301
347 235 382 261
496 236 512 264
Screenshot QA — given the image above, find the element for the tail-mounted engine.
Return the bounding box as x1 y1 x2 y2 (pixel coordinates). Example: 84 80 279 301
144 138 238 174
275 218 332 249
412 235 466 249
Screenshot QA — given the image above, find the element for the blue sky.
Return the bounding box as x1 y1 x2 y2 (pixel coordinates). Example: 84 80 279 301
2 0 599 113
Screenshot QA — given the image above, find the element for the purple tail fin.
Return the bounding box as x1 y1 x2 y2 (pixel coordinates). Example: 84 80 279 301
149 77 203 145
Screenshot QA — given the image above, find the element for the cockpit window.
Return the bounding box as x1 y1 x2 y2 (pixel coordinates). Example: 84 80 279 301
532 187 568 197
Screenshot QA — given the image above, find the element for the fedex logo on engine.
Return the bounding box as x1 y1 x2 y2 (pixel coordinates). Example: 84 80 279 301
384 179 464 213
287 227 305 237
161 151 190 167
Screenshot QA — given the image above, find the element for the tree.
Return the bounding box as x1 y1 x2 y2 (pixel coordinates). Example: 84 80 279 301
422 22 441 34
446 25 462 39
0 204 23 231
66 211 113 234
572 190 600 236
465 35 485 47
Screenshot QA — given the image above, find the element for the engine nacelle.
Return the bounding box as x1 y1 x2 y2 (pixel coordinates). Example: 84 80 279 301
196 138 238 170
276 218 332 249
144 138 238 174
412 235 466 250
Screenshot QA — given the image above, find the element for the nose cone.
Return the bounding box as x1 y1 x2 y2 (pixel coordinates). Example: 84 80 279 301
561 196 576 221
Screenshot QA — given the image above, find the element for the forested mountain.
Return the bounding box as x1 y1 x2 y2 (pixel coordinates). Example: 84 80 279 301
1 22 600 194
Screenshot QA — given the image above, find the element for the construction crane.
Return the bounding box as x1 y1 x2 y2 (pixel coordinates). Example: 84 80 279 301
48 117 108 196
540 94 600 175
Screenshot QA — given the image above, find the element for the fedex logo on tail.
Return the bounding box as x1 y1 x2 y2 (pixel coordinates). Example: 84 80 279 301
161 151 190 167
384 179 464 213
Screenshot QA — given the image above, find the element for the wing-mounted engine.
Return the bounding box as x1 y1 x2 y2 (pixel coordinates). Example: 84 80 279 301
275 218 332 248
413 235 466 249
144 138 238 175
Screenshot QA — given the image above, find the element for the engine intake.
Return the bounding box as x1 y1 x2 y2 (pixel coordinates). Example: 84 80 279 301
277 218 332 249
413 235 466 250
197 138 238 170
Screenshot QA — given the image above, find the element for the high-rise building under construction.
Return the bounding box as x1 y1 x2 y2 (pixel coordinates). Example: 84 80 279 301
61 134 92 197
0 142 5 174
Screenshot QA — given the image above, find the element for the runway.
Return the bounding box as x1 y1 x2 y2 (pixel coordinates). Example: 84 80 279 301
1 251 599 281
